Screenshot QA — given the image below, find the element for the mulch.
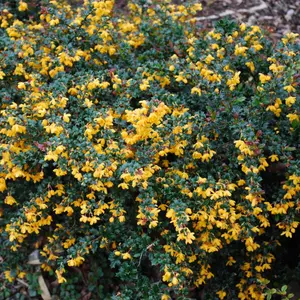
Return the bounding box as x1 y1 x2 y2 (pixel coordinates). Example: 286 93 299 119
197 0 300 39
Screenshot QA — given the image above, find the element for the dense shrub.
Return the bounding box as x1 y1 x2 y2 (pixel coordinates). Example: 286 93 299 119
0 0 299 299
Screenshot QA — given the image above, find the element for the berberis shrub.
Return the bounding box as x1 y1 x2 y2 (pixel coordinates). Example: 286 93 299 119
0 0 299 299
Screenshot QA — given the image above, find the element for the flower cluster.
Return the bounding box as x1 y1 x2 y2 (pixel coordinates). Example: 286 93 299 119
0 0 299 299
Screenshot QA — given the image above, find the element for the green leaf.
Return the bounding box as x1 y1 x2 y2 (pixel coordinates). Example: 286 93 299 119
233 96 246 104
281 285 288 292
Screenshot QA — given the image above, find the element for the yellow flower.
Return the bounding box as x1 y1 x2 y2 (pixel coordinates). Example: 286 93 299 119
5 195 17 205
209 31 222 40
282 32 299 45
185 231 196 244
63 113 71 123
17 271 26 279
285 96 296 107
67 256 85 267
287 114 299 122
245 237 260 252
99 81 110 89
216 290 227 299
18 1 28 12
284 85 296 93
68 87 78 95
62 238 76 249
45 151 59 162
140 79 150 91
87 79 99 90
49 18 60 26
172 276 179 285
84 98 93 108
162 269 171 282
234 45 248 56
0 178 7 192
118 182 129 189
0 70 5 79
175 72 188 83
245 61 255 72
119 215 125 222
226 256 236 266
191 87 201 95
122 252 131 260
53 168 67 177
240 23 246 31
17 82 26 90
269 63 284 73
252 43 263 51
55 269 67 284
205 54 214 64
259 73 271 84
191 3 202 12
227 72 240 91
269 154 279 162
4 270 14 282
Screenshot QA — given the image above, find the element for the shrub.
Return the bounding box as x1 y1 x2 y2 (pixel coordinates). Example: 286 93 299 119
0 0 299 299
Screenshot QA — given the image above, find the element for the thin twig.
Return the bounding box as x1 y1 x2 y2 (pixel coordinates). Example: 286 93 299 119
137 242 156 267
16 278 29 288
